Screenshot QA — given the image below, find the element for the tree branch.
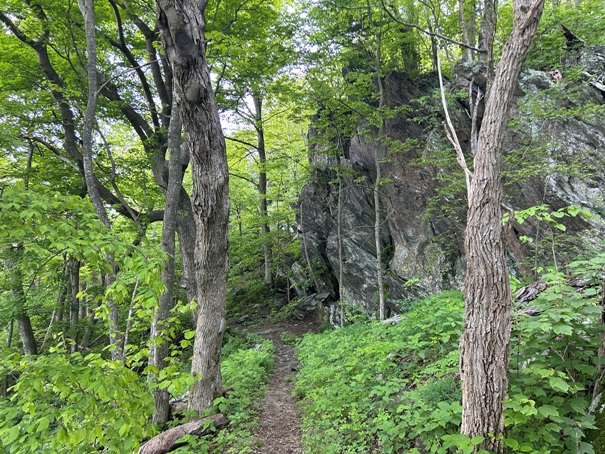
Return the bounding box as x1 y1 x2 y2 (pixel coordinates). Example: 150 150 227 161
379 0 485 53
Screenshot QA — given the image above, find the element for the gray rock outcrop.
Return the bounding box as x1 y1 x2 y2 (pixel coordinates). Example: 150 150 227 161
296 48 605 318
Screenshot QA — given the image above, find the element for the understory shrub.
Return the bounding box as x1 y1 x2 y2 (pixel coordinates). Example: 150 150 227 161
0 350 154 453
295 275 602 453
295 291 464 453
176 339 274 453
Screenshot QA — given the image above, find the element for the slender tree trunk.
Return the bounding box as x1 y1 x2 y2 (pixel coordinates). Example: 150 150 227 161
592 277 605 398
459 0 544 450
337 175 345 327
67 257 80 352
7 247 37 355
2 319 13 395
156 0 230 415
151 98 185 425
368 7 386 321
176 188 198 308
459 0 475 60
253 96 272 286
78 0 123 361
480 0 497 87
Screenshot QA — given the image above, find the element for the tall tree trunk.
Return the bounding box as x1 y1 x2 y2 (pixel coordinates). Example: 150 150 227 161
459 0 544 450
337 174 345 328
156 0 230 415
7 247 37 355
177 188 198 307
253 96 272 286
2 319 13 395
458 0 475 60
78 0 123 361
480 0 497 87
151 98 185 425
368 4 386 321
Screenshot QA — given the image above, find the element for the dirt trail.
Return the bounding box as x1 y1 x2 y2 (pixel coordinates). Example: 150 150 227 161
250 321 319 454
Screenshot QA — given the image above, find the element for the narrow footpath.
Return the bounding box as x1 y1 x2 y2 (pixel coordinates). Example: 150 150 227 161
251 322 318 454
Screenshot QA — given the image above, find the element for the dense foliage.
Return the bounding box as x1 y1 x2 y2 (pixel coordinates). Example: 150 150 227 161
0 0 603 451
295 266 603 453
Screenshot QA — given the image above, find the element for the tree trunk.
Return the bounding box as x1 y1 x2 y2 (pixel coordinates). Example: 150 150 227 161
156 0 230 415
368 8 386 321
592 276 605 398
176 188 198 308
458 0 475 60
137 414 228 454
78 0 123 361
480 0 497 87
67 257 80 352
253 96 272 286
337 174 345 328
7 246 37 355
151 98 185 425
459 0 544 450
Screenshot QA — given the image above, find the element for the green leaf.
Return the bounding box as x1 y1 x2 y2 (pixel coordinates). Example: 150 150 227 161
548 377 570 393
553 324 573 336
3 426 20 445
470 436 485 445
505 438 519 449
537 405 559 419
37 417 50 432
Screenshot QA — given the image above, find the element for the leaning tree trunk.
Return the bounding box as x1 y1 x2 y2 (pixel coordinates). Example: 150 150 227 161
459 0 544 451
156 0 230 415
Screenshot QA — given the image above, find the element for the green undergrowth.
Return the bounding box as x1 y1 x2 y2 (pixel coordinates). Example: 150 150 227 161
295 291 464 453
0 350 155 453
295 282 601 453
0 330 274 454
176 334 274 454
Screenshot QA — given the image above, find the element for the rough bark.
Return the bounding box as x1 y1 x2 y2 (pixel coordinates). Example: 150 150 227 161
176 188 198 307
155 0 230 414
151 99 185 424
459 0 545 450
137 414 228 454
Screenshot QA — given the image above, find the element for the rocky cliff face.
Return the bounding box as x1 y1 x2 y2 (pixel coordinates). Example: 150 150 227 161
296 47 605 318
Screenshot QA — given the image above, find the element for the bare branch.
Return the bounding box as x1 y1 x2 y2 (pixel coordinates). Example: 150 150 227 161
435 42 473 203
379 0 485 53
226 136 258 150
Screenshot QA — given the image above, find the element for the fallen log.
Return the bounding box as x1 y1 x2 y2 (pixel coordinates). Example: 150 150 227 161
137 414 229 454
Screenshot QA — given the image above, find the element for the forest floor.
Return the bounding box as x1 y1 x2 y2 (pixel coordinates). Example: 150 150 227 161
248 320 321 454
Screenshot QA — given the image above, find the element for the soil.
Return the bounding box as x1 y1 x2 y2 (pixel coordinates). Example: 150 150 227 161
249 320 321 454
